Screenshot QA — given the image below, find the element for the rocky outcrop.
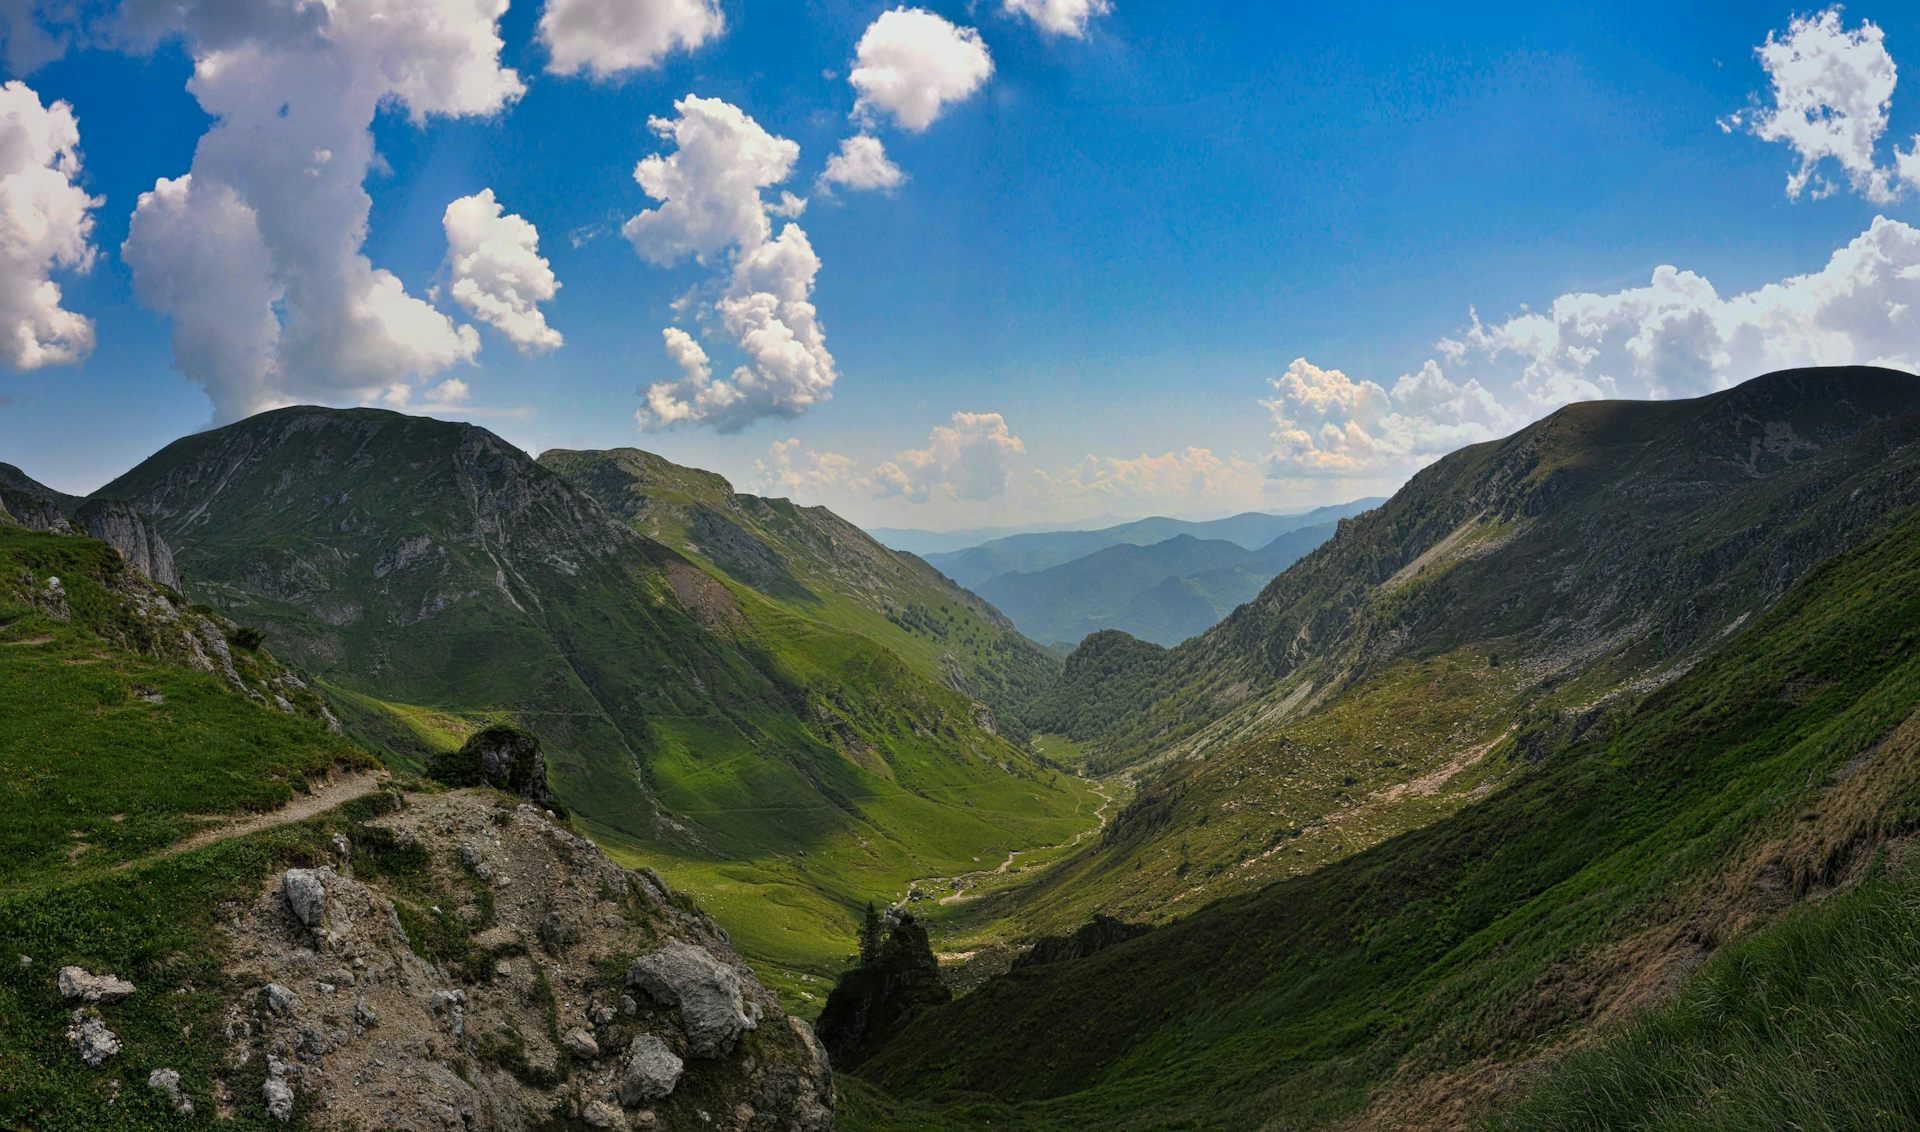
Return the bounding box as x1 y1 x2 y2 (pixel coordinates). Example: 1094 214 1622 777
1011 914 1149 970
73 497 179 587
815 911 952 1069
430 723 557 806
57 965 136 1004
217 791 832 1131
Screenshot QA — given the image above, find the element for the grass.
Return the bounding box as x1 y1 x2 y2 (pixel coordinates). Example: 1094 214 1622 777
1497 854 1920 1131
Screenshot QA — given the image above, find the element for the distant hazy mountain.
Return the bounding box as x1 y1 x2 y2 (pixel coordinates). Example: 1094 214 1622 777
922 501 1381 591
869 518 1127 557
976 523 1339 648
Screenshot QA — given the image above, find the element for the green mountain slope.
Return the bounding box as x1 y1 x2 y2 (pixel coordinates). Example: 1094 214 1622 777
849 486 1920 1131
924 502 1379 590
976 524 1337 648
537 446 1057 741
92 408 1101 1000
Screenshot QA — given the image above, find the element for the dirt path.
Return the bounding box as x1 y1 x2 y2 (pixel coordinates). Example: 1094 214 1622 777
907 778 1120 907
125 770 389 868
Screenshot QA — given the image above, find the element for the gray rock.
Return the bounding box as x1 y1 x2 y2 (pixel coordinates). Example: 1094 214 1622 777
65 1008 120 1066
583 1099 627 1128
282 868 329 928
627 943 754 1057
429 989 467 1036
562 1027 600 1058
57 965 136 1003
263 982 299 1016
148 1067 195 1115
263 1073 295 1123
617 1034 684 1105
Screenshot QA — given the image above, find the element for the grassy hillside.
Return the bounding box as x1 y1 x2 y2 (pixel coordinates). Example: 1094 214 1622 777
93 409 1100 1001
849 495 1920 1129
538 446 1057 742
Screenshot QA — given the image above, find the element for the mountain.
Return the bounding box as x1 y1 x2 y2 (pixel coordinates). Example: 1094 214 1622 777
976 523 1338 648
923 502 1380 591
869 518 1125 558
1 461 178 587
0 521 834 1130
842 368 1920 1129
92 407 1101 999
537 446 1057 742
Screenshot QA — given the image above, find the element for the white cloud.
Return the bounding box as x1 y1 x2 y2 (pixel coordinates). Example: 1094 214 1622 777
1003 0 1111 38
623 95 800 265
874 411 1026 502
850 8 993 132
1732 6 1918 203
755 437 861 500
629 97 839 432
1272 217 1920 477
819 134 906 192
0 79 99 371
538 0 723 79
121 0 521 420
443 188 563 353
1038 447 1263 505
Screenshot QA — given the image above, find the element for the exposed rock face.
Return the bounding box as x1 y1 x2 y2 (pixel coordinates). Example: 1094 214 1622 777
628 942 757 1057
219 791 832 1131
57 965 136 1004
1011 914 1149 970
74 497 179 587
815 912 952 1069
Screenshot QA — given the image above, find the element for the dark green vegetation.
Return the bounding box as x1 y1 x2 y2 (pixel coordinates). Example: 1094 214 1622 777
94 409 1099 1001
849 451 1920 1130
923 502 1378 591
815 911 952 1069
977 524 1338 649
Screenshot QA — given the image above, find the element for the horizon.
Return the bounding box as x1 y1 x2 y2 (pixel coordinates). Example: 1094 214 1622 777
4 2 1920 528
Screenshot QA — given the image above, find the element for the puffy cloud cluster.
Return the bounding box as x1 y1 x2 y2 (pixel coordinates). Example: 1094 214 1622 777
1726 6 1919 203
630 96 836 432
0 80 99 371
443 189 562 353
850 8 993 132
1003 0 1112 38
755 437 861 499
819 134 905 193
537 0 724 79
1270 217 1920 477
121 0 527 420
1037 447 1262 505
874 411 1026 502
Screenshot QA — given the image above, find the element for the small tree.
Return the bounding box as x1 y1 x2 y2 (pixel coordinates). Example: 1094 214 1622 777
858 902 884 966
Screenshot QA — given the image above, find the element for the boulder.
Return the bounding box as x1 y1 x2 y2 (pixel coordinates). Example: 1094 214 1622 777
562 1027 600 1058
57 965 136 1004
282 868 329 929
148 1067 195 1115
617 1033 684 1105
263 1073 295 1123
815 911 952 1069
65 1008 120 1067
627 942 754 1057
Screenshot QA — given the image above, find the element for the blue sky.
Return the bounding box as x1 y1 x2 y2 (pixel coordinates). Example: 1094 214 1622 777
2 0 1919 530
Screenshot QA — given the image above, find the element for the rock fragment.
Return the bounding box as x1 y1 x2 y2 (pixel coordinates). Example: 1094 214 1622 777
66 1008 120 1066
617 1034 684 1105
58 965 136 1003
627 943 754 1056
282 868 329 929
148 1067 195 1115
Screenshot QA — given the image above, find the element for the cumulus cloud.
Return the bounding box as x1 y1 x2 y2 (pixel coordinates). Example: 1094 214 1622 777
538 0 723 79
1728 6 1918 203
819 134 905 192
755 437 861 500
1003 0 1111 38
0 80 99 371
443 188 562 353
874 411 1025 502
630 96 838 432
0 0 70 73
1271 217 1920 477
121 0 522 420
1039 447 1262 505
850 8 993 132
